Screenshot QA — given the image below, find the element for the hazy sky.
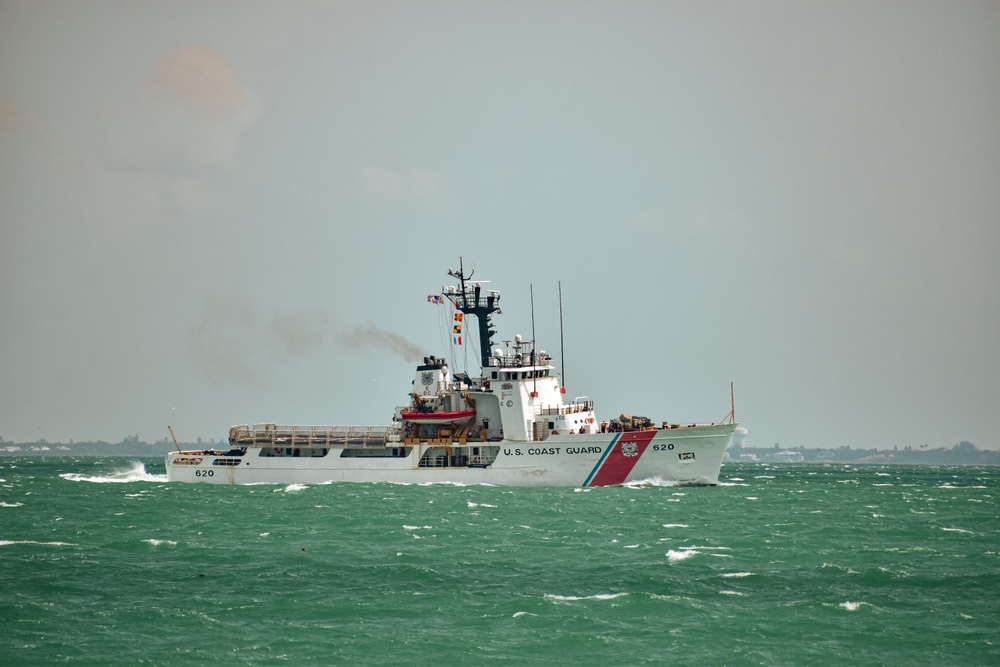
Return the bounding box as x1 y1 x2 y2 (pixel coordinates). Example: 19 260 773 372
2 1 998 450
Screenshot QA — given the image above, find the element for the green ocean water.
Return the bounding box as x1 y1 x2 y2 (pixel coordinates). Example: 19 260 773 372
1 459 997 666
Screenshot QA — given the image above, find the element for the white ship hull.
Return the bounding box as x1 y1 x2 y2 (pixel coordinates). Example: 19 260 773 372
166 424 735 487
167 260 739 488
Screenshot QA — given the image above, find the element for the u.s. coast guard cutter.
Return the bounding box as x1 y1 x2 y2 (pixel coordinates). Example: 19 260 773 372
166 263 737 486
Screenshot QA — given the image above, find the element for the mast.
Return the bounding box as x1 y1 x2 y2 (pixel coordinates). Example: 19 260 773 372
447 258 501 370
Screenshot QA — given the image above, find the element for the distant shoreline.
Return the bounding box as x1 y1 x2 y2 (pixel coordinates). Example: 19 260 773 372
729 440 999 466
2 439 997 466
0 439 219 459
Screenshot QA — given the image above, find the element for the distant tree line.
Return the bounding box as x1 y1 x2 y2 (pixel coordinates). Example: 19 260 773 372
729 440 1000 466
0 436 225 457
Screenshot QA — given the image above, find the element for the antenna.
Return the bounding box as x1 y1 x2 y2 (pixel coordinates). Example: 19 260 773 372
530 284 535 345
559 280 565 389
530 283 537 395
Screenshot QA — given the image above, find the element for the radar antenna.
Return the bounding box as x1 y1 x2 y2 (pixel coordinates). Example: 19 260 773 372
447 257 500 370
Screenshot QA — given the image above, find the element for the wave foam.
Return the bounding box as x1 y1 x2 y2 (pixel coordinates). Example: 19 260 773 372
59 462 166 484
622 476 678 488
0 540 75 547
666 549 698 562
544 592 628 602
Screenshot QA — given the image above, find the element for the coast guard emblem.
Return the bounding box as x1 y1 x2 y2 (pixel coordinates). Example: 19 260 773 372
621 442 639 457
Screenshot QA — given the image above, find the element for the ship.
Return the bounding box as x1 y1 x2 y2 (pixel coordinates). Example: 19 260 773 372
166 262 738 486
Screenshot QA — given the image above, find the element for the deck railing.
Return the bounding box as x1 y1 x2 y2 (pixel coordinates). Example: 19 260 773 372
537 399 594 416
229 424 392 447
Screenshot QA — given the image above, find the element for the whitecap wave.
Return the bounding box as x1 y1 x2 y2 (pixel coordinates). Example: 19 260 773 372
416 481 470 487
0 539 75 547
681 545 730 550
662 523 689 528
940 527 974 534
280 483 307 493
59 462 166 484
721 572 753 578
839 601 864 611
622 476 678 488
1 501 24 507
544 592 628 602
142 538 177 546
666 549 698 562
